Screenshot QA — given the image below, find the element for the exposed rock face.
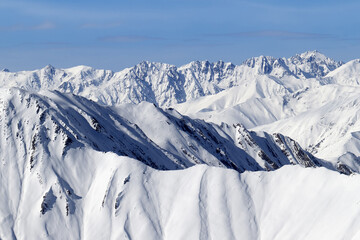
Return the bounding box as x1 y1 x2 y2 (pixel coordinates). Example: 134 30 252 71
234 124 323 171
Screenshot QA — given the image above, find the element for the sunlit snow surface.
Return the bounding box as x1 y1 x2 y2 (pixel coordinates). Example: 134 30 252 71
1 149 360 239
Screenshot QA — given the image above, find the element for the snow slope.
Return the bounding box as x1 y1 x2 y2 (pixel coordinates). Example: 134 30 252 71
1 149 360 239
253 85 360 163
323 59 360 85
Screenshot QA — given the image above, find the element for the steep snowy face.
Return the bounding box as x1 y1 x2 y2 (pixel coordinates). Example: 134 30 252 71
324 59 360 85
178 60 235 96
113 61 185 106
113 102 328 173
242 55 293 78
0 88 185 171
0 88 323 174
231 124 326 171
56 65 114 95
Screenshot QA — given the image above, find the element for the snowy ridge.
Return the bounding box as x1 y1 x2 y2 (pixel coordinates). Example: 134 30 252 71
0 88 323 173
113 102 330 172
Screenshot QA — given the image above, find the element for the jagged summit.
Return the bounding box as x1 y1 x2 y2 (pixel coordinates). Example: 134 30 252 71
44 64 55 69
297 50 328 60
242 55 290 77
241 50 343 79
41 64 56 76
287 50 343 78
134 60 176 70
179 60 235 69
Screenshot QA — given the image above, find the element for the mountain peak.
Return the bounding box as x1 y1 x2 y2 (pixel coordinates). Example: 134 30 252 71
41 64 56 76
242 55 278 74
287 50 343 78
297 50 328 61
44 64 55 70
135 61 175 71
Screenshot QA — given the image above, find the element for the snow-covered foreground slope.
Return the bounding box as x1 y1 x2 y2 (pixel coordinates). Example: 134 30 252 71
1 149 360 240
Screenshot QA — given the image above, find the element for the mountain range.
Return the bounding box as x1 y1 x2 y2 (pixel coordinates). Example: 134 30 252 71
1 50 360 239
0 50 343 107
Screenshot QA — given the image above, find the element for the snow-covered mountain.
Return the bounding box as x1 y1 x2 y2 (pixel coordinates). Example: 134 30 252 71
2 50 360 239
1 87 345 239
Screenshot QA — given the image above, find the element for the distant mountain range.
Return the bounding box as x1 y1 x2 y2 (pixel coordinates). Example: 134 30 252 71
0 50 344 107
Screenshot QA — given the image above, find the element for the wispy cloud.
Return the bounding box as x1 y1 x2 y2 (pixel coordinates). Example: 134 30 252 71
31 22 56 30
208 30 335 40
0 21 56 31
81 22 122 29
100 35 165 43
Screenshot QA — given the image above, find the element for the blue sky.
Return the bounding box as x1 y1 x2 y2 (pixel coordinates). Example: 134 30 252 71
0 0 359 71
